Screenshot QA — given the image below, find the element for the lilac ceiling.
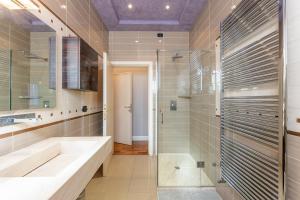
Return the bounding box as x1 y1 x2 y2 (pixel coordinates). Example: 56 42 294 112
92 0 207 31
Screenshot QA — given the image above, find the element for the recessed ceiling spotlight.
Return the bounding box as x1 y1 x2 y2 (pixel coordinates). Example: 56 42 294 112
60 4 67 9
135 40 139 43
231 4 236 10
165 4 170 10
128 3 133 9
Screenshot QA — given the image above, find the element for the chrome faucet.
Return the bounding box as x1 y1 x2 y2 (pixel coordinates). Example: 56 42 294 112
0 113 37 127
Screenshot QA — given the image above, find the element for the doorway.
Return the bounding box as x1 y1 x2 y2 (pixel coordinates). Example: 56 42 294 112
113 66 149 155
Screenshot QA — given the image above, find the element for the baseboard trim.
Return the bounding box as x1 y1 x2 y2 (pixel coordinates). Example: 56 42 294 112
133 136 148 141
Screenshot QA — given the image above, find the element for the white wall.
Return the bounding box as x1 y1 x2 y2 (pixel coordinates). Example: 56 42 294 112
132 72 148 139
286 0 300 199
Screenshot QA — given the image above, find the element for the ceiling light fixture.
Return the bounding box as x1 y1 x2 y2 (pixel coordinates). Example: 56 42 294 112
128 3 133 9
0 0 39 10
231 4 236 10
60 4 67 9
135 40 139 43
165 4 170 10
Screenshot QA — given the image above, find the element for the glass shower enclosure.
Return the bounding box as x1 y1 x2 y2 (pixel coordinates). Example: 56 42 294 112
157 49 217 187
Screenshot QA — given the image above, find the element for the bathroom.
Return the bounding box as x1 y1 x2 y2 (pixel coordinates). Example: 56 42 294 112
0 0 299 200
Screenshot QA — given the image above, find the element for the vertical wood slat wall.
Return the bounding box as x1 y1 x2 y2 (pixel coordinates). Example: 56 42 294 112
220 0 284 199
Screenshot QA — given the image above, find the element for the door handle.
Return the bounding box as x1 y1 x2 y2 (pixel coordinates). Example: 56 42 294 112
124 105 132 112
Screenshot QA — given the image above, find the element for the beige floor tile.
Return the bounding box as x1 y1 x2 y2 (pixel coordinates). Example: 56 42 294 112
132 157 153 179
86 155 157 200
129 178 156 193
106 178 131 193
103 192 129 200
107 156 135 178
132 167 151 179
86 177 109 194
127 192 157 200
85 192 104 200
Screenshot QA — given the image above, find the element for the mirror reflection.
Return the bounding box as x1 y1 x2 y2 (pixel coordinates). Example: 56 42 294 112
0 5 56 111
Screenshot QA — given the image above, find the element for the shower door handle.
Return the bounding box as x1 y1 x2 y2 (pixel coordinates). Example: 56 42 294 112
160 110 164 124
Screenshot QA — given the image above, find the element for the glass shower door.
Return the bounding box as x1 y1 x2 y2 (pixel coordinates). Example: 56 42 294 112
157 49 216 187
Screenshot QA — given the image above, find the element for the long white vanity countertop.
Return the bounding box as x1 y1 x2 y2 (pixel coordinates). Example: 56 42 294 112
0 136 112 200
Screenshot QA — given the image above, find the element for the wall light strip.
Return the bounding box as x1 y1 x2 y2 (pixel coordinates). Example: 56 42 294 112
17 0 38 9
119 20 179 25
0 0 23 9
0 0 38 10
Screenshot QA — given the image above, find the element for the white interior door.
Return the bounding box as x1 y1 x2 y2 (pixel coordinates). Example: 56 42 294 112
114 73 133 145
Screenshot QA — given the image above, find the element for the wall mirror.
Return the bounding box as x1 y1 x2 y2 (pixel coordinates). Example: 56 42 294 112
0 4 56 111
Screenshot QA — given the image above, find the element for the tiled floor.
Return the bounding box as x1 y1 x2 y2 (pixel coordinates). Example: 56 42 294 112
86 155 157 200
114 141 148 155
86 155 221 200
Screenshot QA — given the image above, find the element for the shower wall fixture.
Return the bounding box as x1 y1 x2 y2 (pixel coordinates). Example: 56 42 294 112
220 0 284 199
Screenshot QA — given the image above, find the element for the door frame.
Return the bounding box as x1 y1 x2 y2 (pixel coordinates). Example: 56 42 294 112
111 61 154 156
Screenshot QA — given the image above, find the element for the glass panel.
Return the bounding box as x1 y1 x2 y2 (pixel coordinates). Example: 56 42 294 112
0 49 10 111
0 4 56 111
157 49 196 187
0 11 11 111
190 49 216 186
157 49 216 187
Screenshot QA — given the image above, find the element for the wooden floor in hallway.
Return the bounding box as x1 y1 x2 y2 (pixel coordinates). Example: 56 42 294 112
86 155 157 200
114 141 148 155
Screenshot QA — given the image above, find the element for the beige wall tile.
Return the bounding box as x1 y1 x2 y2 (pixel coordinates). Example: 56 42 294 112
40 0 108 54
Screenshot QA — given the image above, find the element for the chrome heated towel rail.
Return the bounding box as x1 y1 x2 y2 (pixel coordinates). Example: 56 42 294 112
220 0 284 199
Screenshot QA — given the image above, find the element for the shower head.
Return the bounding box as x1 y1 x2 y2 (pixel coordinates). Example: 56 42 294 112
16 50 48 62
172 53 183 62
25 54 48 62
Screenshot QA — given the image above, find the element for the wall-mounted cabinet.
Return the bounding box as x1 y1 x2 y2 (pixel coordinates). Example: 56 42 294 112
62 37 98 91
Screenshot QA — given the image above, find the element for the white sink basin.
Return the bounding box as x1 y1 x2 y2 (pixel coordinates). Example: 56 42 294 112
0 136 112 200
